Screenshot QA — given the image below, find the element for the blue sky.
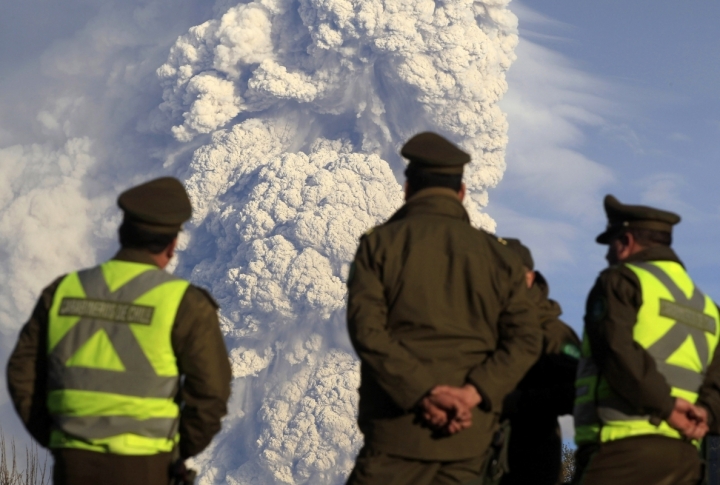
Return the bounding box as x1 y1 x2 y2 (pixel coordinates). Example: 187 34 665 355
490 1 720 335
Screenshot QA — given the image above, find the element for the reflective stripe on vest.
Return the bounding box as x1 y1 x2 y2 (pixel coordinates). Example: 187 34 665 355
574 261 720 445
47 261 189 455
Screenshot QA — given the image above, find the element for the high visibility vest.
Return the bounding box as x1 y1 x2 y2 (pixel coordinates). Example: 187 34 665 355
574 261 720 445
46 260 189 455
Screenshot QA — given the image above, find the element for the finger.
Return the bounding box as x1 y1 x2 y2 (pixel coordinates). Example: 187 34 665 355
690 407 708 423
451 416 472 430
432 387 462 398
426 413 441 425
456 406 472 418
431 386 453 395
431 412 447 426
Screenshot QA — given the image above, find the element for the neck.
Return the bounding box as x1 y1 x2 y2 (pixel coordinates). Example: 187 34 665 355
406 186 462 201
149 251 171 269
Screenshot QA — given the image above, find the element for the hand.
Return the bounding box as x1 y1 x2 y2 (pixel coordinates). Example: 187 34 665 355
667 398 708 440
429 384 482 434
427 389 473 434
667 398 696 438
420 391 471 433
420 395 450 428
432 383 482 409
687 404 710 440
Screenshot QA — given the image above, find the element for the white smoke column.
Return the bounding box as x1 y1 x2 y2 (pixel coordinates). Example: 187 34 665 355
0 139 100 337
0 0 217 448
159 1 519 483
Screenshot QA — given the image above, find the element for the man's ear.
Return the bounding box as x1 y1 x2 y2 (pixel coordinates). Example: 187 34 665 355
166 237 178 260
458 183 466 201
620 233 630 246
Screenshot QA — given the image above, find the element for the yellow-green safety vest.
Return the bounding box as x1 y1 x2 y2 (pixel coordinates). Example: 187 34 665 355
574 261 720 445
47 260 189 455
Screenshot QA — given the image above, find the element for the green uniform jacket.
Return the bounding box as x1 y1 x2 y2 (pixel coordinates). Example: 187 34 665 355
584 246 720 430
347 188 543 460
6 248 232 459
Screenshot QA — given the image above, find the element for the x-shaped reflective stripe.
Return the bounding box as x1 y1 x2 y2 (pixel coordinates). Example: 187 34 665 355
632 262 713 392
48 266 179 398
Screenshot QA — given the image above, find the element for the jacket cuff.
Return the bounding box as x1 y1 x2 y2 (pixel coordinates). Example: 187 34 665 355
465 372 498 412
468 381 492 412
399 380 440 412
695 399 715 428
656 395 675 421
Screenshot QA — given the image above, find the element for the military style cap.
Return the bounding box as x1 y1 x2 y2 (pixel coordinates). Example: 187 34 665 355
401 132 470 175
503 238 534 270
118 177 192 234
596 194 680 244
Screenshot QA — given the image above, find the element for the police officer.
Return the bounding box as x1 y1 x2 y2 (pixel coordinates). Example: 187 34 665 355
572 195 720 485
499 239 580 485
345 133 542 485
7 177 232 485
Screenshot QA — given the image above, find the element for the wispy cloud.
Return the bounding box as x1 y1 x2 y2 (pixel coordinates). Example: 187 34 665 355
490 7 618 268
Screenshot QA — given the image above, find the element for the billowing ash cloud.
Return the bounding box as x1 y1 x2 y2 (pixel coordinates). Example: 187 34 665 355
159 1 519 483
0 139 101 337
174 119 401 484
0 0 517 481
158 0 518 230
0 0 215 445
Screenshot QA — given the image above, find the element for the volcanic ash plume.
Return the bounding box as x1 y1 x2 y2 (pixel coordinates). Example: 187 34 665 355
159 1 518 483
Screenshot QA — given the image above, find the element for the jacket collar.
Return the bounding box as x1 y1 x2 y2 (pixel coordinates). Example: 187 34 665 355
386 187 470 224
622 245 683 267
112 248 161 267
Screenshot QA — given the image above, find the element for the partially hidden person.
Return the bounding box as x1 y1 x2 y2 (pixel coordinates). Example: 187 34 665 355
499 238 580 485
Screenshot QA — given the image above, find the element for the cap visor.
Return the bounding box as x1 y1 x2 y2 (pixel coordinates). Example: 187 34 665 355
595 230 613 244
130 220 183 234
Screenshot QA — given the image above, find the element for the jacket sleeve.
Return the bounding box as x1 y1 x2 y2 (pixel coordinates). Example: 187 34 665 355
6 279 62 447
584 268 675 419
466 264 543 412
697 307 720 433
172 286 232 459
346 235 438 411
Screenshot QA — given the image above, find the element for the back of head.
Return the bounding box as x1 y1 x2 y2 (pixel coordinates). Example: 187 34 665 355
502 238 534 271
118 222 178 254
117 177 192 253
401 132 470 196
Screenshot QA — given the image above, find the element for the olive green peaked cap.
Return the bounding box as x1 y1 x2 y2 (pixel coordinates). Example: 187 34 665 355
596 194 681 244
503 238 534 270
401 132 470 174
118 177 192 234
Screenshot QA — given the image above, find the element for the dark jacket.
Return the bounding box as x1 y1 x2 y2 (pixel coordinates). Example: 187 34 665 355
500 273 579 485
347 188 543 460
503 272 580 420
584 245 720 429
6 248 232 459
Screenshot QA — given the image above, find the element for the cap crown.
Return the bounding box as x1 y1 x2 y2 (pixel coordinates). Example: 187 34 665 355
596 194 680 244
401 132 470 174
503 238 534 270
117 177 192 232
